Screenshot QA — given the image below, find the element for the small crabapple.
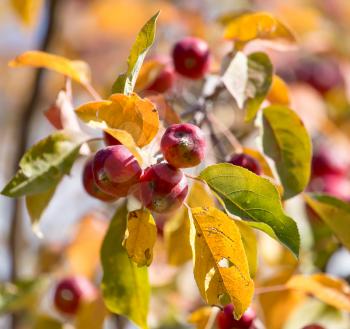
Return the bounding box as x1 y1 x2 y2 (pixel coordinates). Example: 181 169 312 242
172 37 210 79
228 153 262 175
145 56 175 93
103 132 121 146
92 145 142 198
217 304 256 329
301 325 325 329
53 276 97 316
82 158 116 202
160 123 206 168
139 163 188 213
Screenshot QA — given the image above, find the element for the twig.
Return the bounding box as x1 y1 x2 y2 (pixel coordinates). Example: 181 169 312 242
84 82 102 101
8 0 59 327
204 306 220 329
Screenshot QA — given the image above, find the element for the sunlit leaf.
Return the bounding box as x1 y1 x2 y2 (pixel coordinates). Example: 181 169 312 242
235 220 258 278
262 105 312 199
10 0 43 26
222 52 273 121
0 279 42 314
199 163 300 257
1 130 88 198
245 52 273 121
26 185 58 237
287 274 350 312
267 75 290 105
67 213 108 279
123 209 157 267
165 182 215 266
101 205 150 329
190 207 254 319
75 93 159 148
9 51 91 85
33 316 63 329
188 306 212 329
76 297 107 329
304 194 350 250
112 12 160 95
224 12 296 47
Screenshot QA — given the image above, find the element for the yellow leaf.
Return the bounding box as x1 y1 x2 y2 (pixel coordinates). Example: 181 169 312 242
123 209 157 267
267 75 290 105
10 0 43 26
224 12 296 47
135 59 165 91
76 296 107 329
103 128 143 164
9 51 91 85
190 207 254 319
165 182 215 266
258 269 305 329
75 93 159 148
234 220 257 278
66 213 108 278
287 274 350 312
188 306 212 329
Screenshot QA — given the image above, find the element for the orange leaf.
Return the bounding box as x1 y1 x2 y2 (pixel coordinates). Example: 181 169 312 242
9 51 91 85
267 75 290 105
287 274 350 312
66 212 108 278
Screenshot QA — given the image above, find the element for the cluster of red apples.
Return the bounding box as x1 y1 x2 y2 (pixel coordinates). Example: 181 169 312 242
83 122 206 214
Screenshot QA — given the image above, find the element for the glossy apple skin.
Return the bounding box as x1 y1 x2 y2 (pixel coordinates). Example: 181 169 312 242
228 153 262 176
82 158 117 202
53 276 97 316
302 325 325 329
311 151 347 178
160 123 206 168
217 305 256 329
139 163 188 213
103 132 121 146
92 145 142 198
145 57 175 93
172 37 211 79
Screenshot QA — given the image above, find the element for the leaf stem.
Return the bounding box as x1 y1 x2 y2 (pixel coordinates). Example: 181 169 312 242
204 306 220 329
84 82 102 101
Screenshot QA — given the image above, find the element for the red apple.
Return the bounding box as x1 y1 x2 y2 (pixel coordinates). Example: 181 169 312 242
92 145 142 198
139 163 188 213
217 304 256 329
228 153 262 175
82 158 117 202
172 37 210 79
161 123 206 168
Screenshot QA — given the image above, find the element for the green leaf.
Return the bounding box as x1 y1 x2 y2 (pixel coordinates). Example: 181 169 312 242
0 279 41 314
25 185 58 236
222 52 273 121
101 205 150 329
305 193 350 250
245 52 273 121
1 130 87 197
112 12 159 95
262 105 312 199
199 163 300 257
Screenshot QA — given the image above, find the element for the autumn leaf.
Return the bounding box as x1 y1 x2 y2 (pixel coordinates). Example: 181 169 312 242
10 0 43 26
189 207 254 319
188 306 213 329
101 205 150 329
304 194 350 250
75 93 159 148
262 105 312 199
243 147 274 178
267 75 290 105
123 209 157 267
224 12 296 48
287 274 350 312
112 12 160 95
200 164 300 257
164 181 215 266
66 213 108 279
9 51 91 85
75 297 107 329
135 59 165 91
